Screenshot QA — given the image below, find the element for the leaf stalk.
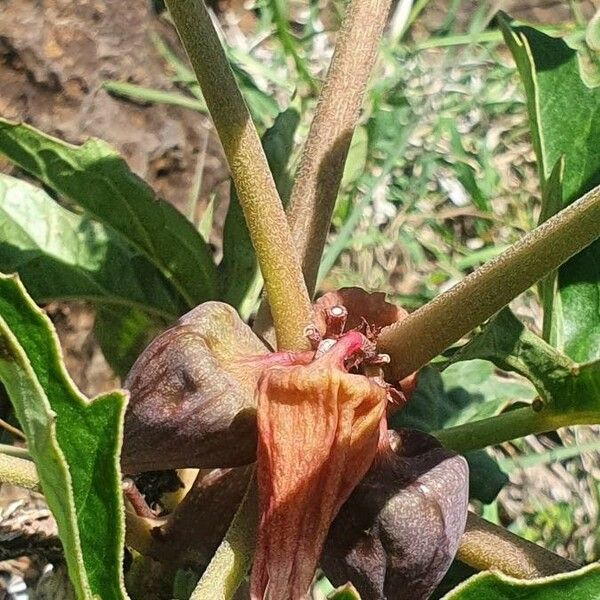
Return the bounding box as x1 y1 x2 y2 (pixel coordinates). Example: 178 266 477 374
378 184 600 379
164 0 312 350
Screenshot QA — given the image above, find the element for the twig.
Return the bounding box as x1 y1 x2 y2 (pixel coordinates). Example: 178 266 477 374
458 512 579 578
378 184 600 380
0 417 26 441
164 0 312 350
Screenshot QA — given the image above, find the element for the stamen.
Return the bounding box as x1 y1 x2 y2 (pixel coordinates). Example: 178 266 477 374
304 325 322 350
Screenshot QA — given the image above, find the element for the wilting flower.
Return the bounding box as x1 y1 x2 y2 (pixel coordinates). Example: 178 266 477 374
122 288 468 600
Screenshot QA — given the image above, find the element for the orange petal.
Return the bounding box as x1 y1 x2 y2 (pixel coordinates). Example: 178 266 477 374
251 332 388 600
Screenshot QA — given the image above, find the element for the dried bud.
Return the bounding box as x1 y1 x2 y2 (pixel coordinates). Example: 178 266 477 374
122 302 268 473
322 429 469 600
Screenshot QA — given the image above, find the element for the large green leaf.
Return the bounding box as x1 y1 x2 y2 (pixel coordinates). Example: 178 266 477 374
94 305 166 377
500 17 600 362
0 174 184 320
0 273 127 600
0 119 218 308
220 107 300 317
442 564 600 599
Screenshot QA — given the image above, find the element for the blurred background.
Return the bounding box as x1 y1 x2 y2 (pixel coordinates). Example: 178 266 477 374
1 0 600 596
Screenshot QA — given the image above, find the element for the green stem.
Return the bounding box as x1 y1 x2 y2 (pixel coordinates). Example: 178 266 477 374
435 406 600 454
0 453 39 491
458 512 579 578
165 0 311 350
379 183 600 380
0 443 31 460
190 473 257 600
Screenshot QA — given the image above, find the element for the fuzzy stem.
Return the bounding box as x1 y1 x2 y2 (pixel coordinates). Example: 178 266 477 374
0 453 39 491
458 512 579 578
165 0 311 350
379 184 600 380
286 0 393 297
190 473 258 600
253 0 393 341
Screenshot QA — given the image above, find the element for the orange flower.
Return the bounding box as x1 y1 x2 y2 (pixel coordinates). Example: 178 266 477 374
123 288 420 598
251 331 390 600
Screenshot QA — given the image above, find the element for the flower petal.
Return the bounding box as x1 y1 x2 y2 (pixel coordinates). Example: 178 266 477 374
313 287 417 401
122 302 269 473
251 332 388 600
322 428 469 600
314 287 407 335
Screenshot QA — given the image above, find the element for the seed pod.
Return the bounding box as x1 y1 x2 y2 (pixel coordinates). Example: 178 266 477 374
122 302 268 474
322 429 469 600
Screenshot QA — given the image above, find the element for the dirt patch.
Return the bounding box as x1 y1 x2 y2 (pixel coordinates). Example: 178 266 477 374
0 0 229 214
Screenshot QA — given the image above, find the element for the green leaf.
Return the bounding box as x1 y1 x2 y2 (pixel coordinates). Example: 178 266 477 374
0 119 218 308
0 174 184 320
451 308 600 417
442 563 600 599
94 306 165 377
220 107 300 317
0 273 127 599
450 309 572 403
391 366 513 503
499 17 600 362
327 583 362 599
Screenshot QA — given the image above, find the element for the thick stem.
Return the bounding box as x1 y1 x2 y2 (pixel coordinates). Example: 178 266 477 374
458 512 579 578
165 0 311 350
0 453 39 491
287 0 393 296
379 184 600 380
254 0 393 341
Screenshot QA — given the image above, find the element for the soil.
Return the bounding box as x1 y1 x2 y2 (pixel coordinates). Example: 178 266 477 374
0 0 231 394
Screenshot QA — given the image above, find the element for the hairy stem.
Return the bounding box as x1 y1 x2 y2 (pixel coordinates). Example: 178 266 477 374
165 0 311 350
0 453 39 491
379 184 600 380
458 512 579 578
286 0 393 297
434 405 600 454
191 473 257 600
254 0 393 341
